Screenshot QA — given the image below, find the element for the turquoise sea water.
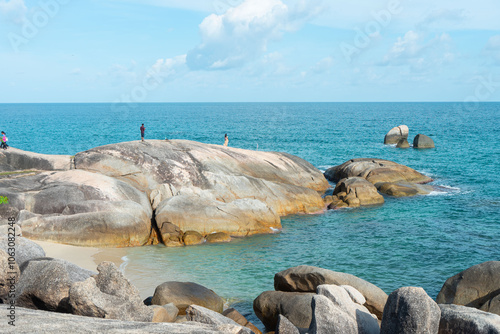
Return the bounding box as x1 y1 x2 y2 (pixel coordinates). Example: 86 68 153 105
2 102 499 328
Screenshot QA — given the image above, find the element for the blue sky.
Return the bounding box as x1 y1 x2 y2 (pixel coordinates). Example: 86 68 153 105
0 0 499 102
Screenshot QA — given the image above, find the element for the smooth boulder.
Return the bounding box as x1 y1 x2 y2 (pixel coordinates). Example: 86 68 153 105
151 281 224 315
439 304 500 334
329 177 384 208
0 236 45 266
1 306 256 334
380 287 440 334
15 258 96 312
413 134 435 148
253 291 315 330
274 265 388 319
436 261 500 313
396 139 410 149
0 249 20 301
1 170 153 247
186 305 252 333
384 125 409 145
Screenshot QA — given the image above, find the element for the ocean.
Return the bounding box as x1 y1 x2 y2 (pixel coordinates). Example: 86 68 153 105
2 102 499 328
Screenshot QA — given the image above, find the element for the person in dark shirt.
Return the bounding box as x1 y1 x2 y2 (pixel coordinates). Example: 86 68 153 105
140 124 145 142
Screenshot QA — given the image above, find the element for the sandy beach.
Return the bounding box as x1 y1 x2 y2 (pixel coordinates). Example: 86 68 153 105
32 240 127 272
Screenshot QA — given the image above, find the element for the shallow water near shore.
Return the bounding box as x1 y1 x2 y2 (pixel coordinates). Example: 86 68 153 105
3 102 500 328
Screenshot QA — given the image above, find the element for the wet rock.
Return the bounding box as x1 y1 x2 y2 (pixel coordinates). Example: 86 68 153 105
413 134 435 148
206 232 231 244
396 139 410 149
330 177 384 208
183 231 204 246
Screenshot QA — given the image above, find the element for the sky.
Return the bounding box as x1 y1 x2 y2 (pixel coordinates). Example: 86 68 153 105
0 0 499 103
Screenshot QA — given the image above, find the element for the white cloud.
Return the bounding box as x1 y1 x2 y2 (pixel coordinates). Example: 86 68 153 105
186 0 323 70
151 54 188 77
0 0 27 24
484 35 500 65
311 56 334 74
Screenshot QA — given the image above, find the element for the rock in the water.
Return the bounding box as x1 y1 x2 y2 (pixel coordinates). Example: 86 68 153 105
325 158 432 185
0 249 20 301
481 294 500 316
16 258 96 312
396 138 410 149
1 306 254 334
0 147 71 172
317 285 380 334
276 314 300 334
0 236 45 266
439 304 500 334
253 291 315 330
436 261 500 312
1 170 153 247
151 281 224 315
223 308 262 334
183 231 204 246
274 265 388 319
308 295 357 334
186 305 252 334
330 177 384 208
384 125 409 145
380 287 440 334
413 134 435 148
206 232 231 244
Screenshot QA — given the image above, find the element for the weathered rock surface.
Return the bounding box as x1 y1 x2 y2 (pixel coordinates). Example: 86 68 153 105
330 177 384 208
436 261 500 313
414 134 435 148
253 291 315 330
68 262 153 321
439 304 500 334
186 305 252 333
380 287 440 334
206 232 232 243
183 231 204 246
317 285 379 334
276 314 300 334
223 308 262 334
308 295 357 334
0 235 45 266
74 140 327 241
0 147 71 172
151 303 179 323
0 170 153 247
151 281 224 315
274 265 388 319
377 181 433 197
0 249 20 301
16 258 96 312
1 307 253 334
384 125 409 145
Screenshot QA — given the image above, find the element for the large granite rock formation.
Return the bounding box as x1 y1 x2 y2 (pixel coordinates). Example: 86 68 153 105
325 158 433 197
2 141 328 247
439 304 500 334
436 261 500 315
0 170 153 247
274 265 388 319
329 177 384 208
0 147 71 172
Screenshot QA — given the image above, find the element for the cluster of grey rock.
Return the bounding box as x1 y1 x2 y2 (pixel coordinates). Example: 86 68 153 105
0 234 261 333
384 125 435 149
253 263 500 334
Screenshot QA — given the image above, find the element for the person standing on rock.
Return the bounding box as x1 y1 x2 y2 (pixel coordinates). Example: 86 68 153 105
1 131 8 150
223 133 228 147
140 124 145 142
